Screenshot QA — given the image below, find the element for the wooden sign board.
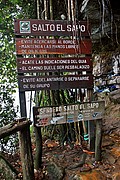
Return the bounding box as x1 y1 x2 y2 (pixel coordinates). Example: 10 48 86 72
15 38 92 55
33 101 105 126
14 19 90 36
18 74 93 91
17 57 92 73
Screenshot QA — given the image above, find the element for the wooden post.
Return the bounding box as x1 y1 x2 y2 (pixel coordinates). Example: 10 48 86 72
19 92 27 118
95 119 102 161
88 120 95 151
87 88 95 151
19 124 35 180
34 126 42 170
18 89 34 180
16 27 35 178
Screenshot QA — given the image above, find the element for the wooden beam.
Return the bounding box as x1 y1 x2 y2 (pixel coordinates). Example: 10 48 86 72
0 118 31 139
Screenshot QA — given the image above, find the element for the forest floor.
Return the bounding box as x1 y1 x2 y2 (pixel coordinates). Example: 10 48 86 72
36 102 120 180
0 101 120 180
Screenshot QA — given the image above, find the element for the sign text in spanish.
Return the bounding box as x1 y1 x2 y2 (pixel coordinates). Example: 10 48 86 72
15 38 92 55
17 57 92 73
14 19 90 36
18 74 93 91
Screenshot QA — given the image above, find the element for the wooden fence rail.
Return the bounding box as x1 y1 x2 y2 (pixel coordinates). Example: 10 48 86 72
0 118 31 139
0 118 35 180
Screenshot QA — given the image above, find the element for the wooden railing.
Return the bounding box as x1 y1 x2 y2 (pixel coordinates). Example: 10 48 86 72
0 118 35 180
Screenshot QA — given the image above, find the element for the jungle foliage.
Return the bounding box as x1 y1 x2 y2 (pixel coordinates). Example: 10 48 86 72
0 0 37 152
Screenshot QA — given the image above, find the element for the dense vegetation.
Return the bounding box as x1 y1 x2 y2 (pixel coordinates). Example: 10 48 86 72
0 0 37 151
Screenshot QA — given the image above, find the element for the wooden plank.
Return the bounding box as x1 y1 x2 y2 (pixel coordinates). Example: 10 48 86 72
15 38 92 55
14 19 90 36
18 74 93 91
17 57 93 73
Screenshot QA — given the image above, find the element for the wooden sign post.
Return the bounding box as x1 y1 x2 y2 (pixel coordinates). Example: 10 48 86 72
14 19 104 169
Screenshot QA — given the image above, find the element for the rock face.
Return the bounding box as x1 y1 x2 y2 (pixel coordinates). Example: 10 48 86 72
81 0 120 42
81 1 120 93
109 89 120 104
89 1 111 40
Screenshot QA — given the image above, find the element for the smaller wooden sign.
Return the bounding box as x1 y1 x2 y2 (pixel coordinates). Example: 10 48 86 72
17 57 92 73
33 101 105 126
15 38 92 55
